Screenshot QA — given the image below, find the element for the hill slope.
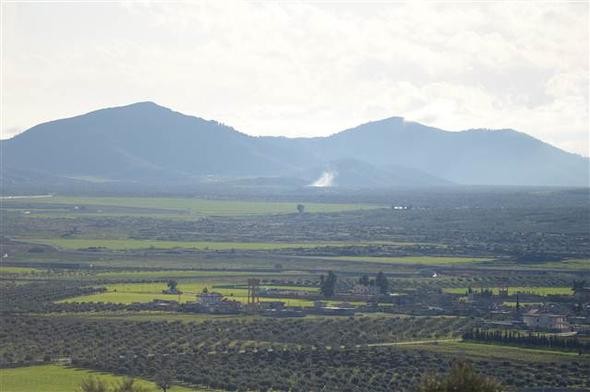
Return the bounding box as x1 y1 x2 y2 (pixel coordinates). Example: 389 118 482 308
301 117 589 186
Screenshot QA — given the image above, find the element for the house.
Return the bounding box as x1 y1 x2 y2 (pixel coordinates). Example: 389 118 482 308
317 306 355 316
259 301 285 311
209 299 241 314
522 309 570 331
190 293 242 314
198 292 224 306
351 284 379 296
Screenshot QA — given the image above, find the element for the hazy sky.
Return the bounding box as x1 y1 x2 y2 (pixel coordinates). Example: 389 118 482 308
2 1 589 156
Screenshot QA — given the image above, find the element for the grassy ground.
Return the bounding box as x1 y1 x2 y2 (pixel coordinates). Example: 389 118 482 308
425 341 584 361
26 238 390 251
319 256 492 265
0 364 195 392
95 270 287 279
524 259 590 270
0 266 40 274
503 301 543 308
443 286 573 296
60 281 319 307
5 196 377 216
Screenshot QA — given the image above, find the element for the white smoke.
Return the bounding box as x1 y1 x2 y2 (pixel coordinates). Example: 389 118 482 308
310 170 336 187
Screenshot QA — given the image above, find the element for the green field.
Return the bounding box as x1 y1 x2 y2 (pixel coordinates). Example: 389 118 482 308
443 286 573 296
95 270 283 279
26 238 388 251
0 266 39 274
524 259 590 270
503 301 543 308
424 341 581 361
7 196 377 216
60 281 318 307
320 256 492 265
0 364 195 392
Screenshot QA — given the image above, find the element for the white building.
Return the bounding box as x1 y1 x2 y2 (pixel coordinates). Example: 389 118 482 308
522 310 569 331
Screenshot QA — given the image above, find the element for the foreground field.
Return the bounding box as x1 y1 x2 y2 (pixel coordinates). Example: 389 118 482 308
3 315 588 391
0 364 194 392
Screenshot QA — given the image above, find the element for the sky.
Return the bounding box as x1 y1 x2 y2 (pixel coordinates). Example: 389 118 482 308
1 1 589 156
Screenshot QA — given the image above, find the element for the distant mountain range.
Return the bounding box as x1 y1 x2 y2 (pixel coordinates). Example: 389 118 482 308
2 102 588 190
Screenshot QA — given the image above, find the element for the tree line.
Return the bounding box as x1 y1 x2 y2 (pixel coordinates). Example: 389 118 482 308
463 328 589 353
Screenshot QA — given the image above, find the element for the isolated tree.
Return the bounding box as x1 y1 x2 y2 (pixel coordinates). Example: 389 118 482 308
297 204 305 214
572 280 586 296
155 369 174 392
359 274 370 286
320 271 337 298
418 361 504 392
166 280 178 292
375 271 389 294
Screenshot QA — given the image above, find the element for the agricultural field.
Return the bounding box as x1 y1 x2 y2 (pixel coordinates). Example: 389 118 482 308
1 190 589 390
422 340 583 362
94 270 282 279
24 238 393 251
0 266 40 274
319 256 493 266
2 315 589 391
0 364 195 392
502 301 543 308
522 259 590 270
2 196 378 217
60 281 319 306
442 286 574 296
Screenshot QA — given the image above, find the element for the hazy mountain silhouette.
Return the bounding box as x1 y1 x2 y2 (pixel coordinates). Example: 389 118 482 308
2 102 588 189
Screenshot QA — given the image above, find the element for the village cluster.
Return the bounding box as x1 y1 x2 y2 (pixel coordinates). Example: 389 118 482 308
145 276 590 334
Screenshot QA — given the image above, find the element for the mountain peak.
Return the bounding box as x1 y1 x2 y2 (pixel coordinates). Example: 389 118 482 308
102 101 171 113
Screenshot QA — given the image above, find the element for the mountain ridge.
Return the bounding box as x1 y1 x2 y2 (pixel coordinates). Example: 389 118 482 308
2 102 588 189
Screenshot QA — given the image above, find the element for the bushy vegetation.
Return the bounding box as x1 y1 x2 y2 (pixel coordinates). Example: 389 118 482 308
418 361 504 392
